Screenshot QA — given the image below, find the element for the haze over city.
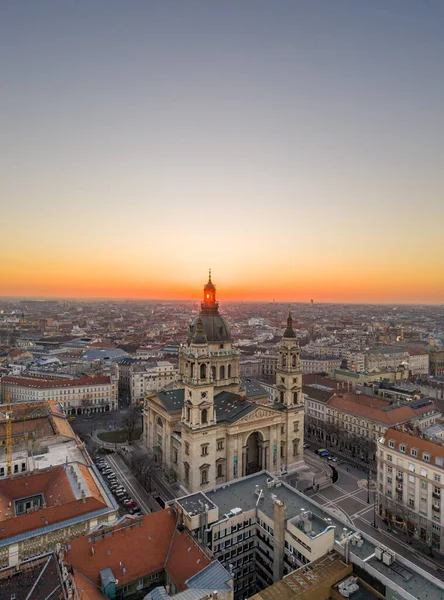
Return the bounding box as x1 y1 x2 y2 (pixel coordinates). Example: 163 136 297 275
1 1 444 302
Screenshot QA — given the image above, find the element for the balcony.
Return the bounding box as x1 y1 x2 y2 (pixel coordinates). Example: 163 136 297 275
433 504 441 512
433 491 441 500
396 473 403 481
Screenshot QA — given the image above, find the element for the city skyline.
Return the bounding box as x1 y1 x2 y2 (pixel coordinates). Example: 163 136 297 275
1 1 444 303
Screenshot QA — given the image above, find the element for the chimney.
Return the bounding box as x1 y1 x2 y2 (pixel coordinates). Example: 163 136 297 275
273 499 285 583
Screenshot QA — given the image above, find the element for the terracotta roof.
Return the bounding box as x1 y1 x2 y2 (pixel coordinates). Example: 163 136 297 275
67 510 210 591
327 396 416 425
72 571 105 600
381 427 444 466
2 375 111 389
0 465 107 540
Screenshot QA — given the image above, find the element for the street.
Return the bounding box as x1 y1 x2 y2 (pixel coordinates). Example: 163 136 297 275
101 453 153 514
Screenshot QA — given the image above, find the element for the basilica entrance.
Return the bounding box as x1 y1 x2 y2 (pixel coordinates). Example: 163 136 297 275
245 431 264 476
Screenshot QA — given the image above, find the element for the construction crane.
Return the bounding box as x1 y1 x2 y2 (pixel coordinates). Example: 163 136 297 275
2 392 50 476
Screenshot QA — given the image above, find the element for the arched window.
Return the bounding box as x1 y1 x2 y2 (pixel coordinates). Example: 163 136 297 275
220 365 225 379
184 463 190 484
202 408 208 424
217 463 223 478
201 469 208 485
280 391 284 403
292 354 296 367
211 366 216 380
187 407 191 422
293 392 298 405
200 363 207 379
282 354 287 367
190 363 194 378
228 364 231 378
157 417 163 428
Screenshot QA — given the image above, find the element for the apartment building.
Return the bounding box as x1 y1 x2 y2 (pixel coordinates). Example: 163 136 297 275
405 347 429 376
300 354 342 374
365 347 409 371
0 462 118 569
304 386 440 461
377 426 444 553
170 471 444 600
131 360 178 404
0 374 118 414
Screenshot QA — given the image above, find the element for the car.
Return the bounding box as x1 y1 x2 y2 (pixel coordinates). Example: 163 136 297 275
125 501 138 509
101 469 112 475
131 509 143 516
84 414 93 420
303 443 310 449
68 416 76 422
327 456 338 462
115 490 127 498
316 448 329 457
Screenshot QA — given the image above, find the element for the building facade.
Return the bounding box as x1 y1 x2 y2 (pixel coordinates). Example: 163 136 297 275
130 361 178 404
377 427 444 553
1 374 118 414
143 274 305 493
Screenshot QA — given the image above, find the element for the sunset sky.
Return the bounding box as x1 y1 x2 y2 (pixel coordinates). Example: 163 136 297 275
1 1 443 303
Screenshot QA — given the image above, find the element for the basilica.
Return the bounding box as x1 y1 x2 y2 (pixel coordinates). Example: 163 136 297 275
142 273 305 493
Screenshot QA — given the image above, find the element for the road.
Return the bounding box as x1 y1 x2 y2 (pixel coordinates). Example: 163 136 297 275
104 453 153 515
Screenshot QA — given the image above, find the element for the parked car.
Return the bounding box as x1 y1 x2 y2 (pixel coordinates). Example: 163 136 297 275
124 501 138 509
115 490 127 498
303 443 310 449
327 456 338 463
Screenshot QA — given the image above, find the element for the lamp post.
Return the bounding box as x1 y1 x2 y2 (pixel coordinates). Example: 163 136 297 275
367 470 370 504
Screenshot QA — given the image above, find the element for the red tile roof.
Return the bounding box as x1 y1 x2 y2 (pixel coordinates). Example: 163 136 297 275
327 395 416 425
0 465 108 540
1 375 111 389
381 427 444 465
67 510 210 591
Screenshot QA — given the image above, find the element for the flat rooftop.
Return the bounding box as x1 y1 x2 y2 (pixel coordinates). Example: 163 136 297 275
175 471 444 600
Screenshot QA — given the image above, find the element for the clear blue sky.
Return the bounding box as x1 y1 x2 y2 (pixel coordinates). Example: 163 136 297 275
1 1 443 302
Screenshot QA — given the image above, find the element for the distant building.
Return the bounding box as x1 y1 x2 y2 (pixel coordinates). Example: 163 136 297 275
299 354 342 374
405 347 429 376
130 360 178 404
1 374 118 414
364 347 409 371
240 357 262 378
429 346 444 377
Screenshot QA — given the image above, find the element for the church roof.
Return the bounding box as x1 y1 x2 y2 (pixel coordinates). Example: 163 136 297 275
157 388 185 412
214 392 256 424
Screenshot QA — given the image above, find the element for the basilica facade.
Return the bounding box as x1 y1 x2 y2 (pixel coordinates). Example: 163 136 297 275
142 273 305 493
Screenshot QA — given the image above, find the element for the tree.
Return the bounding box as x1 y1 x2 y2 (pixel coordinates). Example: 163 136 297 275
122 408 137 444
130 450 156 492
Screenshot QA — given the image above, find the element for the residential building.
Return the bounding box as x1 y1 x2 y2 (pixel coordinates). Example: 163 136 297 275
143 274 305 493
0 461 118 569
240 357 262 378
299 354 342 374
130 360 178 404
377 426 444 553
405 347 429 376
61 509 232 600
1 374 118 414
429 346 444 377
365 347 410 371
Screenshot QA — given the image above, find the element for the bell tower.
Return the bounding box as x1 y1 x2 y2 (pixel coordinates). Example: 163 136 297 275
181 317 216 429
201 269 218 311
275 310 302 408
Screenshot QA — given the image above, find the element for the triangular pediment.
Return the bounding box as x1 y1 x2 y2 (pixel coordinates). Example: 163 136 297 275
234 405 281 425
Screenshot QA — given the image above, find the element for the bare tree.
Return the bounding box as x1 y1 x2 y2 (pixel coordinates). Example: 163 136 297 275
130 451 156 492
122 408 137 444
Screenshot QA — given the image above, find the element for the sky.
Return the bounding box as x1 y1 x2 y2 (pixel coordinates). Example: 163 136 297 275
1 1 443 304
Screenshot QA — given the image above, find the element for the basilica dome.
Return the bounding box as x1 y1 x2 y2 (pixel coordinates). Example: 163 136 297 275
189 312 232 343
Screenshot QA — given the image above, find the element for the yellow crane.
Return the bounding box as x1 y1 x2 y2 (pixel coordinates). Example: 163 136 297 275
2 392 50 476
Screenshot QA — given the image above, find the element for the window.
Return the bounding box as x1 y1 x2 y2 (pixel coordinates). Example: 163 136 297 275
217 463 224 478
408 463 415 472
411 448 418 457
387 466 393 473
389 440 395 449
424 453 431 463
201 468 209 485
184 463 190 484
201 444 209 456
220 365 225 379
421 481 427 490
173 449 178 464
400 444 406 453
436 457 443 468
435 474 441 483
387 454 393 463
408 499 415 508
217 439 224 451
201 408 208 424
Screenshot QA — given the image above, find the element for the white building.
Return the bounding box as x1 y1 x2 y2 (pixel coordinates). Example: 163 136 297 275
406 348 430 376
300 354 342 374
131 360 178 404
1 374 118 414
377 427 444 553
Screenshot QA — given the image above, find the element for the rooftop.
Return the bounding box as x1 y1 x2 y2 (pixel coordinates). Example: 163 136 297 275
0 552 64 600
67 510 211 592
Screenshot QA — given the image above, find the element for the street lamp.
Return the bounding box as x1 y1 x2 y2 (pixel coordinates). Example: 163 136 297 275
367 471 370 504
